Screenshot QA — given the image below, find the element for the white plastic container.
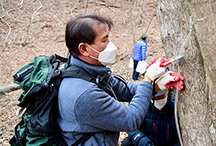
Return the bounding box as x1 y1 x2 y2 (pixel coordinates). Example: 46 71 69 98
128 58 134 68
136 60 148 74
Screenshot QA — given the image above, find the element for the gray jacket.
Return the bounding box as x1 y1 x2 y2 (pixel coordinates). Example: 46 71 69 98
57 56 153 146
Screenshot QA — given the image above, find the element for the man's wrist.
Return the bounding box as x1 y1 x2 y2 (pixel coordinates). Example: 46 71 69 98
144 75 153 83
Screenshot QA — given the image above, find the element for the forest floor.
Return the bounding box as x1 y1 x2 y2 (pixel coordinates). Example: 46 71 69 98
0 0 165 145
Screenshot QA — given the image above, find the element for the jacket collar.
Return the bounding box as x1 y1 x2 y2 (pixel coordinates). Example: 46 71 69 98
69 55 112 77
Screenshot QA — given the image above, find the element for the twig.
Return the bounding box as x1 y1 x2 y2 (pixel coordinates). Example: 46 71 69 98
26 0 42 34
84 0 88 14
1 0 4 12
129 0 135 47
20 0 24 6
107 5 118 15
91 2 120 8
144 9 155 35
2 0 24 23
139 0 145 23
31 0 42 21
138 7 155 41
19 0 25 9
20 0 27 14
70 0 79 17
0 16 11 47
7 9 15 13
6 9 25 23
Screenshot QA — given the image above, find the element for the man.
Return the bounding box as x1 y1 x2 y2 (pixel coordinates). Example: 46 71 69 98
121 88 180 146
132 35 148 80
57 13 184 146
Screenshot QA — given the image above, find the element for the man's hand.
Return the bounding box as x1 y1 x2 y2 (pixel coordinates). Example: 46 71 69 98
145 57 171 82
156 71 184 90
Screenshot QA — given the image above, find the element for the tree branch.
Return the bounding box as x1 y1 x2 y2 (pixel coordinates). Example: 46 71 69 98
70 0 79 17
1 0 4 12
90 2 120 8
0 16 11 47
84 0 88 14
31 0 42 22
26 0 43 34
0 84 21 96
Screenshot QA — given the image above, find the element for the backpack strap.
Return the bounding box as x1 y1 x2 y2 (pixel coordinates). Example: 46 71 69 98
59 65 97 84
48 76 65 146
55 66 96 146
59 65 132 97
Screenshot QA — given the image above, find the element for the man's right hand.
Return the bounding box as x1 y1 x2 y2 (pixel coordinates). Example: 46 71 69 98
145 57 167 82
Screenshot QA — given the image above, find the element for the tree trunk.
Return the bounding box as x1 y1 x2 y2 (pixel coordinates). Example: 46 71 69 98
153 0 216 145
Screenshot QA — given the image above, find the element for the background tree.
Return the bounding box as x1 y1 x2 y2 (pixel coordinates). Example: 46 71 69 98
153 0 216 145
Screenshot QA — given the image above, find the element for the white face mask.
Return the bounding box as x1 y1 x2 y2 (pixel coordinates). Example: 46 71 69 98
85 41 117 66
151 96 168 110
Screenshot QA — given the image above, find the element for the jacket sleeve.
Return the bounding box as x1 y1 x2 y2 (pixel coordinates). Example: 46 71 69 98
75 81 153 132
141 42 147 61
110 76 142 102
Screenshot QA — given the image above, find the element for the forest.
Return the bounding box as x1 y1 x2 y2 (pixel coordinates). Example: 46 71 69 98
0 0 215 145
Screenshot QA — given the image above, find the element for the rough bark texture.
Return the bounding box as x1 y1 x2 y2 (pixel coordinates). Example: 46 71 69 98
153 0 216 145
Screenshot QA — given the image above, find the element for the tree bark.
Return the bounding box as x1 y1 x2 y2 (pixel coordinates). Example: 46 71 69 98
153 0 216 145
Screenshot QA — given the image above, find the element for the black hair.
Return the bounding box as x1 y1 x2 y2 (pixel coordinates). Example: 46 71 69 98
142 35 147 41
65 13 113 58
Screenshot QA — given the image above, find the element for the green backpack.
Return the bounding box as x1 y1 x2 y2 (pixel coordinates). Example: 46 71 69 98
9 54 97 146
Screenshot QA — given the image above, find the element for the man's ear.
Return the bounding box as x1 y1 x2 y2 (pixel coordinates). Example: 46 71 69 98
78 43 89 56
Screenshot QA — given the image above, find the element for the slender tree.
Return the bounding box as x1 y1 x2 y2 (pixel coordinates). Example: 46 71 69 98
129 0 136 47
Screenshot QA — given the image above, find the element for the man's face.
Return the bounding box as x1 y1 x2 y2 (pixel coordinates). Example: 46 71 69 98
85 23 109 66
145 39 148 43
